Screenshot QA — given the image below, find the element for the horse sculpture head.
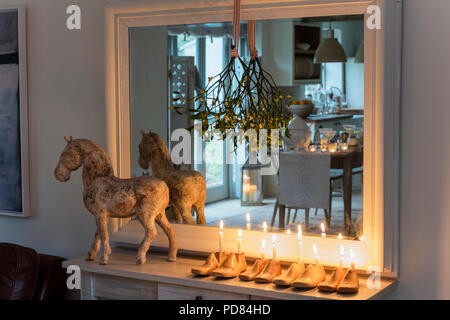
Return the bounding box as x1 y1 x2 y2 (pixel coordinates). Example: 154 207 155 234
138 130 154 170
54 136 82 182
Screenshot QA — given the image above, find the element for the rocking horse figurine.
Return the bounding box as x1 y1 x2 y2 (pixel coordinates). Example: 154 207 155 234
138 130 207 225
54 136 178 265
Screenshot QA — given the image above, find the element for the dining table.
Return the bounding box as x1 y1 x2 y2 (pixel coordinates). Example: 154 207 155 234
278 148 363 235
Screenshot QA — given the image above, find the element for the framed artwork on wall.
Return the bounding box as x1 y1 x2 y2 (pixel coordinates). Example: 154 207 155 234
0 7 29 217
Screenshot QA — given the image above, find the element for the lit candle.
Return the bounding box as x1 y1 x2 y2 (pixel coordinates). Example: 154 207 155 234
359 236 365 242
298 225 303 263
329 142 338 153
309 144 317 152
219 220 224 253
320 223 326 238
261 239 266 259
350 249 356 270
341 142 349 151
313 243 320 265
246 213 251 230
320 144 328 153
272 234 277 261
286 229 291 235
339 245 344 268
263 221 267 233
242 174 251 202
338 233 343 240
237 229 242 254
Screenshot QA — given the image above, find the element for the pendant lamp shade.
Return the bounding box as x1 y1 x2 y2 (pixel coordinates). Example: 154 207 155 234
354 42 364 63
314 29 347 63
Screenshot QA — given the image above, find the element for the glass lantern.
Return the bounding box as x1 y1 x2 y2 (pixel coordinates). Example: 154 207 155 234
241 160 264 206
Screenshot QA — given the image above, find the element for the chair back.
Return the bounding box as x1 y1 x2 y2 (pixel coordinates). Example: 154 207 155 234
278 152 330 209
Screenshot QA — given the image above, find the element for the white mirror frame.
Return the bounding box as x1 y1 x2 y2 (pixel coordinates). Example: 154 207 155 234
105 0 402 277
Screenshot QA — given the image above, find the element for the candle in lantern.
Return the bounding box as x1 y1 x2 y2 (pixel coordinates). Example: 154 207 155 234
237 229 242 254
246 213 251 230
242 174 252 202
350 249 356 270
339 245 344 268
272 234 277 261
329 141 338 153
309 144 317 153
298 225 303 263
313 243 320 265
341 142 349 151
219 220 224 253
320 223 326 238
338 233 343 240
261 239 266 259
320 143 328 153
263 221 267 233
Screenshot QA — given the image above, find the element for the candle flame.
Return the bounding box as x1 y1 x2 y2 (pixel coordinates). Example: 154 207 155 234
313 243 319 256
261 239 266 250
263 221 267 232
238 229 242 238
338 233 343 240
320 223 325 233
286 229 291 235
219 220 224 232
246 213 250 223
298 225 303 241
272 234 276 245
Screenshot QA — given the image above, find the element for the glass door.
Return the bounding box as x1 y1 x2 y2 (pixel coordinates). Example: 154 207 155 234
197 36 229 203
172 33 229 203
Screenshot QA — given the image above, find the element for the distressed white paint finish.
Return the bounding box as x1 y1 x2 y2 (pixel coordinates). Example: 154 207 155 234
106 0 401 276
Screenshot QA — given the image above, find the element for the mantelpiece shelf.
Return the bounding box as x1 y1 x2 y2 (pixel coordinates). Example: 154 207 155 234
63 248 396 300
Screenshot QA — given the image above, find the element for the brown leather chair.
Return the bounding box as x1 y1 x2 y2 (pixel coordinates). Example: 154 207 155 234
0 243 67 300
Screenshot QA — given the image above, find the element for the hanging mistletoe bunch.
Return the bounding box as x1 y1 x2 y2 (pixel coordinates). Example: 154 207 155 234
172 56 292 137
169 1 293 149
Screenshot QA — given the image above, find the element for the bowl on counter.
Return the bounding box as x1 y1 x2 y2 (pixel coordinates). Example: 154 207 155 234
289 102 315 119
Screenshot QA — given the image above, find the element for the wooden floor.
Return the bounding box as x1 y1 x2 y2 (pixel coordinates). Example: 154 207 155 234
203 193 363 237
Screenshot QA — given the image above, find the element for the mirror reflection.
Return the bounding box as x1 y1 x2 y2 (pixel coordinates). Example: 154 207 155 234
130 15 364 239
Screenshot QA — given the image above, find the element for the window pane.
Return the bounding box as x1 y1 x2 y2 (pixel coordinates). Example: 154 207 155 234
204 136 224 187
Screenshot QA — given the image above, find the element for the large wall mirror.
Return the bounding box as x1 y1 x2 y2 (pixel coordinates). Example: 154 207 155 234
107 0 401 275
129 16 365 240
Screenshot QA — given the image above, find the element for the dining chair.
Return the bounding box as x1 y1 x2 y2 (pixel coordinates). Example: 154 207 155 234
272 169 342 229
312 166 363 221
273 152 332 230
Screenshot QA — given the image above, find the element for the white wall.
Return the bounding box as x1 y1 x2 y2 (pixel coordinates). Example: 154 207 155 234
0 0 449 299
389 0 450 299
0 0 107 258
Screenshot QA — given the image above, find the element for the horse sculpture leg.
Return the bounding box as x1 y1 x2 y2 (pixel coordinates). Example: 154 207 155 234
171 205 183 224
96 213 111 265
193 202 206 225
176 203 196 225
87 230 101 261
136 214 158 265
156 211 178 262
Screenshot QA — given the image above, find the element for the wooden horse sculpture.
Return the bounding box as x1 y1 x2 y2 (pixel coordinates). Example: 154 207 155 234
138 130 206 225
54 137 178 265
